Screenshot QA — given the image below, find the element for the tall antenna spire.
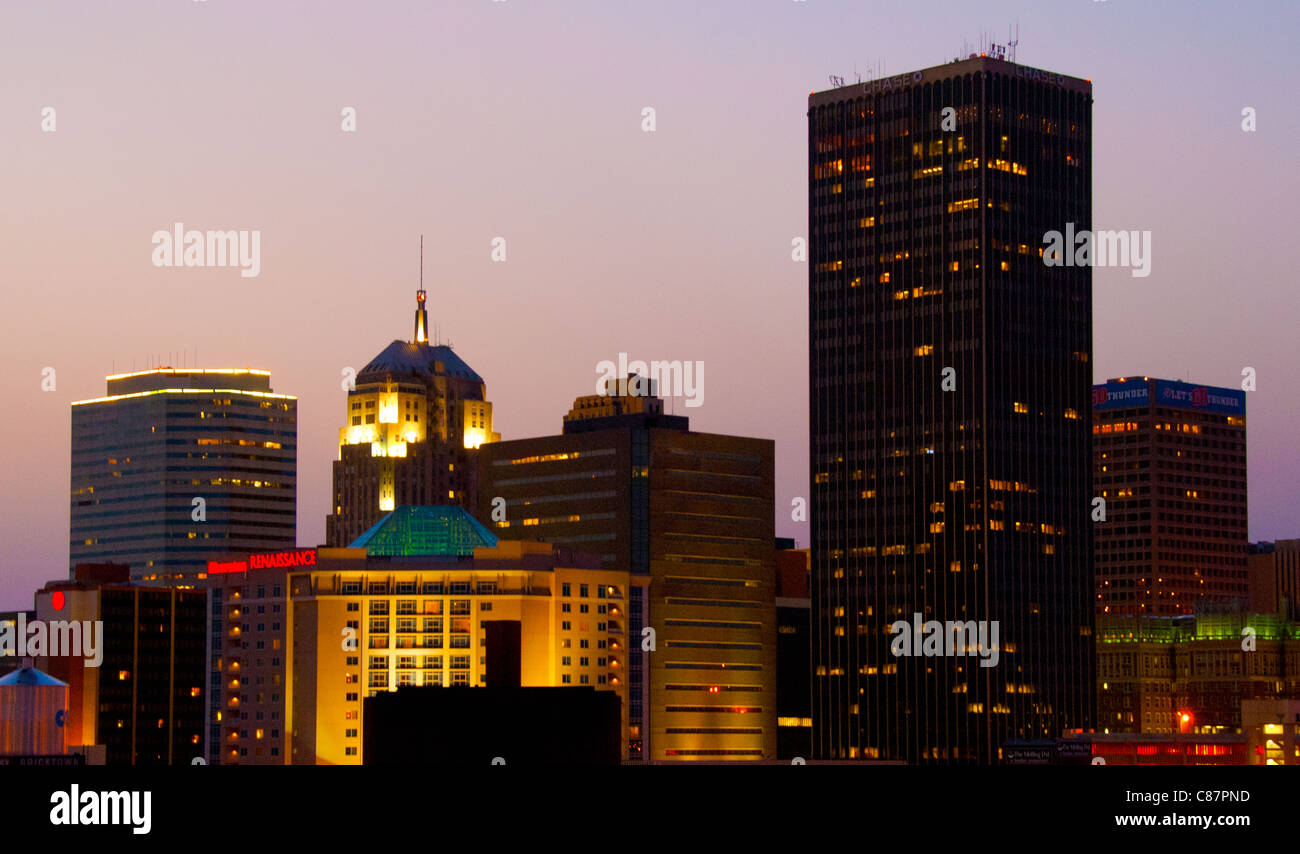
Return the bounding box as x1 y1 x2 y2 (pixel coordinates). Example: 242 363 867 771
415 235 429 344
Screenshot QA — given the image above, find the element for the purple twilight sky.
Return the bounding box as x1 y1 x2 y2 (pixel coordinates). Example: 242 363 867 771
1 0 1297 609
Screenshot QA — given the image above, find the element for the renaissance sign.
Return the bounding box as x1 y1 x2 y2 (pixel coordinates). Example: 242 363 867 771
207 548 317 575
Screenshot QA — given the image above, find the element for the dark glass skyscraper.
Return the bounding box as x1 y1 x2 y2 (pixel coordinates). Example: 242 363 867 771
808 56 1094 763
70 368 297 584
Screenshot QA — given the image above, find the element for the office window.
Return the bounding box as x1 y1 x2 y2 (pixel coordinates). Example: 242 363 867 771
562 621 571 631
580 584 589 598
580 604 589 614
562 583 571 597
562 603 571 613
562 656 572 666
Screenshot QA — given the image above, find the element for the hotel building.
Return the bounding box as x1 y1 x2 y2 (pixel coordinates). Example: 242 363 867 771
325 290 498 546
70 368 297 584
209 507 637 765
1093 377 1248 616
478 382 778 761
808 56 1096 763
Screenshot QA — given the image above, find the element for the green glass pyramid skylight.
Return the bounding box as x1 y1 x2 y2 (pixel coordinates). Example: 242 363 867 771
349 506 498 557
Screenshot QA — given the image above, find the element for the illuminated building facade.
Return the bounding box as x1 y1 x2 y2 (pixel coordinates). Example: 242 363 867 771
478 384 778 761
219 508 637 765
1243 699 1300 765
33 564 207 765
325 291 498 546
809 56 1095 763
1096 612 1300 734
70 368 297 584
1093 377 1248 617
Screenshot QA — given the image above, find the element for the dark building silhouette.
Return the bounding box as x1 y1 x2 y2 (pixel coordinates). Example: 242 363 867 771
775 538 811 759
484 620 522 688
364 686 620 765
808 56 1095 763
1093 377 1248 617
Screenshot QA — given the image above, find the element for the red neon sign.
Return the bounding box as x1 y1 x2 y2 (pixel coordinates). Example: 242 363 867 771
207 560 249 575
248 549 317 570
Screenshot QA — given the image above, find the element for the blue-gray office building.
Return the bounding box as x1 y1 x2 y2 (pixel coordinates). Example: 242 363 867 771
70 368 297 584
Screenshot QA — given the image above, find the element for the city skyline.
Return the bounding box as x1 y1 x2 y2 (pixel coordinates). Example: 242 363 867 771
4 0 1299 618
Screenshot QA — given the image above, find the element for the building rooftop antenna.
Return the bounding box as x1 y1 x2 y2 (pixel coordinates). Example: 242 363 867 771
1008 22 1019 62
415 235 430 345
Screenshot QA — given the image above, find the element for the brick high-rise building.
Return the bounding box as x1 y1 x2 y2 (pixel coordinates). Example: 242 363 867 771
808 55 1095 764
1093 377 1248 617
478 381 778 761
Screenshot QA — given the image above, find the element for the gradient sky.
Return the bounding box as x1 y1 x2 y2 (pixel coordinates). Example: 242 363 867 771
1 0 1297 610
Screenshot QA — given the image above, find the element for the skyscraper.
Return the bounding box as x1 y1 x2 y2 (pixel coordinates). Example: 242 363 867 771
808 56 1095 763
477 380 778 761
325 290 498 546
1093 376 1248 617
70 368 298 584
